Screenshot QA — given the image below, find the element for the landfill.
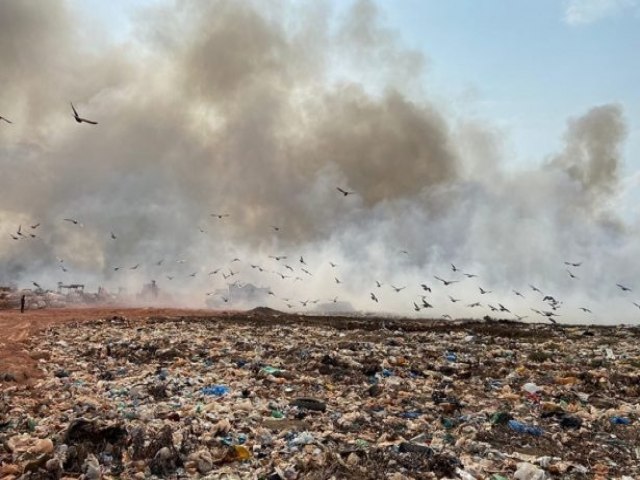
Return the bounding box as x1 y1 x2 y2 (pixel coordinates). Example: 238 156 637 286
1 309 639 479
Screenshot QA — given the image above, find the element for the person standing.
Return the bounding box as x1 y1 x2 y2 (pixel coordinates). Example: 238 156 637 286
20 294 26 313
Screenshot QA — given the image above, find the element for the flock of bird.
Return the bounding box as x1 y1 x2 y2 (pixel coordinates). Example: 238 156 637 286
2 104 640 323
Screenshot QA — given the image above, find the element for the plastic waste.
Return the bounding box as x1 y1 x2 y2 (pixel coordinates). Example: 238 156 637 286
508 420 543 436
201 385 230 396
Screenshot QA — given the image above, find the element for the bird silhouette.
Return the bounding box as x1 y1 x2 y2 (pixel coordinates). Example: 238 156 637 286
449 296 461 303
271 226 280 232
63 218 82 226
566 269 578 279
8 234 19 240
632 302 640 309
578 307 592 313
391 285 406 293
30 223 40 229
0 115 12 124
564 261 582 267
442 314 452 320
300 256 307 265
269 255 287 261
130 264 139 270
451 264 459 272
370 292 379 303
188 272 197 277
329 262 338 268
211 213 230 219
616 283 632 292
498 304 510 313
301 268 312 276
110 232 117 240
529 284 543 294
434 276 459 286
336 187 354 196
332 296 338 303
376 281 383 288
421 297 434 308
156 259 164 266
420 284 432 292
479 287 491 295
467 302 481 308
464 273 478 278
513 290 524 298
413 302 421 312
335 277 341 284
70 102 98 124
284 265 294 271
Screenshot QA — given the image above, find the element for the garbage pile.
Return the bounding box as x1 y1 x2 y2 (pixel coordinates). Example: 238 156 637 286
0 285 122 311
1 313 639 479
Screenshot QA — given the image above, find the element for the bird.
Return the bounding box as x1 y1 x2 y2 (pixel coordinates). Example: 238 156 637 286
332 297 338 303
113 266 121 271
336 187 354 196
269 255 287 261
515 314 528 321
198 227 206 233
451 263 459 272
513 290 524 298
70 102 98 124
276 273 289 280
632 302 640 309
16 225 24 237
467 302 481 308
221 297 229 303
110 232 117 240
130 264 140 270
32 281 41 289
230 258 240 263
434 276 459 286
271 226 281 232
30 223 40 229
564 261 582 267
188 272 197 277
449 296 461 303
479 287 491 295
442 314 452 320
399 250 409 255
488 304 498 312
566 269 578 279
376 281 383 288
529 284 543 294
210 213 230 219
579 307 592 313
156 259 164 266
421 297 433 308
335 277 341 284
420 284 431 292
413 302 421 312
329 262 338 268
63 218 82 226
301 268 312 276
209 268 222 275
166 275 174 280
9 234 19 240
0 115 12 124
498 303 511 313
464 273 478 278
391 285 406 293
300 256 307 265
60 265 68 272
300 300 310 307
616 283 632 292
370 293 379 303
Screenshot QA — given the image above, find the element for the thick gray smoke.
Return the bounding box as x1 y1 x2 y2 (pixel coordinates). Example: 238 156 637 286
0 0 637 323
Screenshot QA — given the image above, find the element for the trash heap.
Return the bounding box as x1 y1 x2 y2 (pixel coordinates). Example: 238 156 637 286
1 313 639 479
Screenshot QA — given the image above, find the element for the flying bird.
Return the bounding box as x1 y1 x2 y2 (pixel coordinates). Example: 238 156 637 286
391 285 406 293
498 303 511 313
63 218 82 226
0 115 12 124
70 102 98 125
449 296 461 303
335 277 341 284
442 314 452 320
464 273 478 278
336 187 354 196
300 256 307 265
529 284 543 294
467 302 481 308
513 290 525 298
269 255 287 261
110 232 117 240
434 276 459 286
421 297 434 308
211 213 230 219
301 268 312 276
566 269 578 279
376 281 383 288
479 287 491 295
30 223 40 230
632 302 640 309
413 302 421 312
578 307 592 313
451 264 459 272
329 262 338 268
420 284 431 292
370 293 379 303
564 261 582 267
284 265 294 271
156 259 164 266
32 281 41 289
271 226 281 232
130 264 140 270
616 283 632 292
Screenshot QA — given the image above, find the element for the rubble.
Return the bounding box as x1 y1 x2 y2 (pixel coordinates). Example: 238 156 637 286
1 312 639 478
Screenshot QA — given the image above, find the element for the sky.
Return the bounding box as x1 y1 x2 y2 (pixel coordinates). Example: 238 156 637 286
1 0 639 323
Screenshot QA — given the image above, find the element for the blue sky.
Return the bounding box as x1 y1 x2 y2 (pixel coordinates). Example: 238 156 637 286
77 0 639 190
